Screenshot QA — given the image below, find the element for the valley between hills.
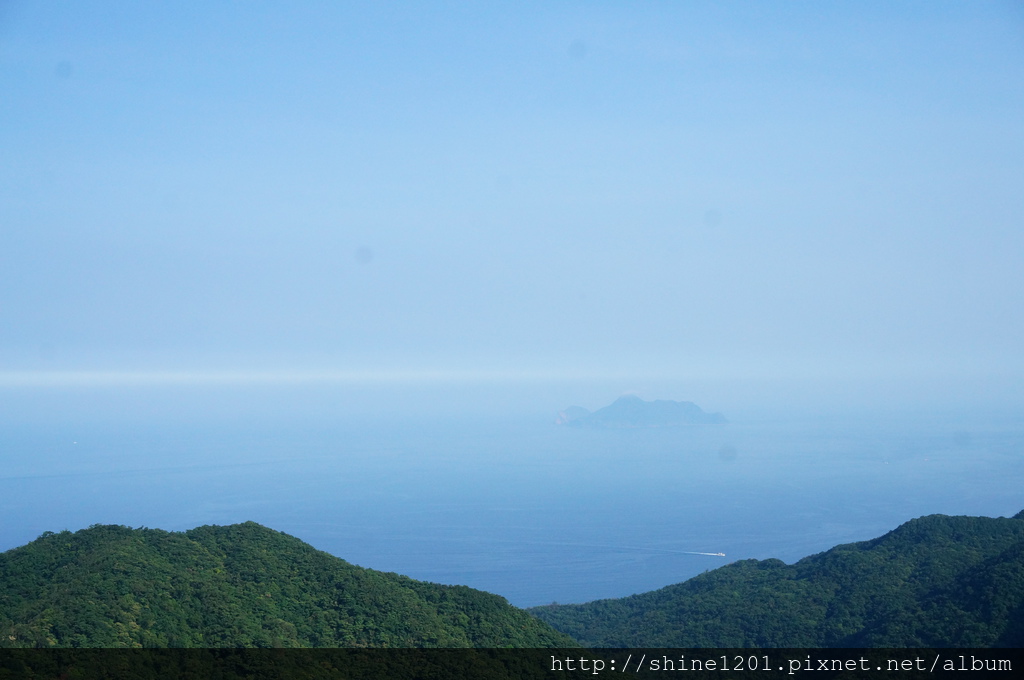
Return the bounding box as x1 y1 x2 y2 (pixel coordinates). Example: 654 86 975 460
2 510 1022 649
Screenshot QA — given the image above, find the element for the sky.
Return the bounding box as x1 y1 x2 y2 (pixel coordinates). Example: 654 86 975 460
1 1 1023 407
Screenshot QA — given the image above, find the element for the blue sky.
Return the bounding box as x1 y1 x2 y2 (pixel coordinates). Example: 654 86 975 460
2 1 1022 396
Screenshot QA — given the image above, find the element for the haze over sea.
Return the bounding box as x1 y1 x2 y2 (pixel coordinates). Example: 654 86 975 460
3 3 1023 609
2 378 1021 607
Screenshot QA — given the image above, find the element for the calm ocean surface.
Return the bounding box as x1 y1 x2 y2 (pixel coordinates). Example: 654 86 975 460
2 387 1022 607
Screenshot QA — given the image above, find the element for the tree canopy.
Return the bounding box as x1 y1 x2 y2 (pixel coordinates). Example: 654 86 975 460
0 522 574 649
529 512 1024 647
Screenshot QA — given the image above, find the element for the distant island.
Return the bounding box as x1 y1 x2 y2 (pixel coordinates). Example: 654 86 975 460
556 395 726 428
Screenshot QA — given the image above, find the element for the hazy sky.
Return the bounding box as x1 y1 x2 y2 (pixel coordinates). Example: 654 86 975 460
2 1 1022 389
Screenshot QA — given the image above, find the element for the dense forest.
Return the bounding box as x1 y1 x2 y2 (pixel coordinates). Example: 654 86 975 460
0 522 574 648
3 512 1022 650
529 510 1024 647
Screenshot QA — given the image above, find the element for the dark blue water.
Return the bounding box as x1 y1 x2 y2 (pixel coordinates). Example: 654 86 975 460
1 395 1022 607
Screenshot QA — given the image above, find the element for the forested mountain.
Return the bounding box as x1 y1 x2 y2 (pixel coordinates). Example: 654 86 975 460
0 522 575 648
4 512 1022 650
529 510 1024 647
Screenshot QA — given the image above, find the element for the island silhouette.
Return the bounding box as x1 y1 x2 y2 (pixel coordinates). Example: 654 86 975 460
556 395 726 428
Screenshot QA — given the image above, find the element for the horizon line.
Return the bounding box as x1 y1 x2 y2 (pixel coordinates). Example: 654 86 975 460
0 368 652 387
0 362 1014 388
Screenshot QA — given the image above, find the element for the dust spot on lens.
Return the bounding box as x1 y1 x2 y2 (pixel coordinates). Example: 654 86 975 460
951 431 971 447
703 209 722 228
717 445 737 462
354 246 374 265
568 39 587 59
55 61 73 79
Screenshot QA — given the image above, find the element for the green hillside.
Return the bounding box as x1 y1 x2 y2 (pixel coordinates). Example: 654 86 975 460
529 510 1024 648
5 512 1022 650
0 522 575 648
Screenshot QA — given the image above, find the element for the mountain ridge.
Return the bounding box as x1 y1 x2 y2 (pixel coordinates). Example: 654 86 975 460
4 511 1023 648
0 522 574 648
528 511 1024 647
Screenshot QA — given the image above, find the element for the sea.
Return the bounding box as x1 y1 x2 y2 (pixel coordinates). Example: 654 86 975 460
1 381 1022 607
